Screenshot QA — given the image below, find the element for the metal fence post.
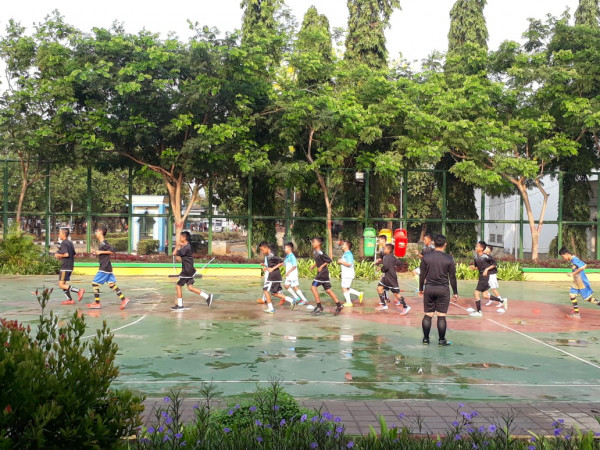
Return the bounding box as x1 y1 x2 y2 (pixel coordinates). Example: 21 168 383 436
3 161 8 240
208 180 213 255
86 167 92 253
519 196 524 259
45 163 51 256
597 173 600 260
128 165 133 254
442 171 447 236
480 190 485 241
557 172 563 253
402 169 408 230
365 169 370 228
247 175 253 258
285 187 291 243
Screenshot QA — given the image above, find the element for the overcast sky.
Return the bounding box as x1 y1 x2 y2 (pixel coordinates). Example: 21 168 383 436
2 0 579 65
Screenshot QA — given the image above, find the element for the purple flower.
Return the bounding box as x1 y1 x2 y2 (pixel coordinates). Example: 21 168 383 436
161 411 168 418
250 406 257 413
311 416 319 423
336 426 344 433
467 427 474 433
473 444 478 449
180 443 186 447
488 425 497 433
530 436 536 442
483 441 489 447
163 396 170 403
273 405 280 411
255 420 262 426
235 404 240 410
459 403 464 408
193 404 199 410
471 411 479 417
347 442 354 448
554 429 561 436
528 446 535 450
311 443 318 449
163 435 171 442
174 433 182 439
165 417 173 425
452 421 459 427
479 426 485 433
455 434 461 441
461 412 472 421
565 435 571 440
398 413 406 419
257 436 263 443
335 434 340 439
334 416 342 423
147 427 155 434
436 441 442 447
227 409 234 416
280 419 286 426
158 426 165 433
558 419 564 424
223 427 231 433
301 414 307 422
323 412 333 420
326 430 332 437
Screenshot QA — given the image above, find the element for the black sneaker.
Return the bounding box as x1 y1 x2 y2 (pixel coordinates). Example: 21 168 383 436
334 303 344 316
312 304 324 315
438 339 452 346
206 294 213 307
422 337 430 345
171 304 185 311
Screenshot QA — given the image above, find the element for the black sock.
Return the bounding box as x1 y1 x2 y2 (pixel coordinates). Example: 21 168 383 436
398 296 407 308
476 300 481 312
422 315 432 339
70 286 80 293
437 316 447 341
490 295 501 302
63 289 72 300
379 293 386 305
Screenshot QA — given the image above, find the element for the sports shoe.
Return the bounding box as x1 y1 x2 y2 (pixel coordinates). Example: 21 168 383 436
343 301 353 307
77 289 85 302
438 339 452 346
285 296 295 305
466 307 475 312
422 337 430 345
496 308 506 313
334 303 344 316
256 298 265 304
87 302 102 309
312 304 324 315
567 312 581 319
306 304 315 310
119 298 130 310
499 298 507 310
376 304 388 311
171 304 185 311
290 298 297 311
400 305 411 316
206 294 214 307
61 299 75 305
358 292 364 304
485 300 493 306
588 298 599 305
469 311 483 317
264 308 275 314
297 300 308 306
278 299 286 306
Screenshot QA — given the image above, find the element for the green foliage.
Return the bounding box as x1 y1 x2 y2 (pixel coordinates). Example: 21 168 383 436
137 239 159 255
0 226 59 274
0 288 144 447
448 0 489 52
575 0 600 27
109 237 129 252
549 227 589 259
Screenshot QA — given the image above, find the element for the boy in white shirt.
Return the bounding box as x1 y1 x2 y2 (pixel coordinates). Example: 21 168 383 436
337 240 364 307
283 242 309 306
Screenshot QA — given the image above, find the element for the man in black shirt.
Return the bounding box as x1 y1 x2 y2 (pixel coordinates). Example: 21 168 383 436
171 231 214 311
55 228 84 305
310 236 343 315
418 234 458 346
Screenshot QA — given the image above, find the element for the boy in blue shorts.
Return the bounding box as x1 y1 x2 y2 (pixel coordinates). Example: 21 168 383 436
559 247 600 318
87 227 129 310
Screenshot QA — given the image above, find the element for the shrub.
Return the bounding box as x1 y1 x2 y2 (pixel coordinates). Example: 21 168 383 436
110 236 130 252
0 226 60 275
0 288 144 447
138 239 159 255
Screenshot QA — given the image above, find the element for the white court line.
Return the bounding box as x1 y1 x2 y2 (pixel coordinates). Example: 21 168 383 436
115 380 600 387
82 314 147 339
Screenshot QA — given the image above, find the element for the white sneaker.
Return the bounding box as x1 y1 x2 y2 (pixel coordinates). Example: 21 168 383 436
400 305 411 316
496 308 506 313
376 304 388 311
501 298 508 311
466 307 475 313
485 300 493 306
306 304 315 311
264 309 275 314
469 311 483 317
343 301 354 307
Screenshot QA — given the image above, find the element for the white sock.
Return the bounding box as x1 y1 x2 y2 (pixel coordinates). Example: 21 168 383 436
287 288 299 299
349 288 361 297
267 303 274 311
296 289 308 301
343 292 351 302
200 291 209 300
177 298 183 307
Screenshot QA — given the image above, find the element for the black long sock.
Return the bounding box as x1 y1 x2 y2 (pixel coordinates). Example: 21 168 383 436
63 289 72 300
490 295 502 302
422 315 432 339
437 316 447 341
379 293 387 305
70 286 80 294
476 300 481 312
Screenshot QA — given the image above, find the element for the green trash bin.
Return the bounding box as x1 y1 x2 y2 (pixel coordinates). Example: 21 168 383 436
363 227 377 257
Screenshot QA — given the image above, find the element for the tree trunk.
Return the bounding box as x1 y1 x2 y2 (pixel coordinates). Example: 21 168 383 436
515 178 549 261
315 169 334 256
163 173 200 249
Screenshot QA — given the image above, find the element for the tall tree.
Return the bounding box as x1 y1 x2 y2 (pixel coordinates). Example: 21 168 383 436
344 0 400 69
447 0 488 52
575 0 600 27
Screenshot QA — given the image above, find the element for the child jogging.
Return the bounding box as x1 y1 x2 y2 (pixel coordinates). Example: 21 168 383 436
55 227 85 305
559 247 600 318
337 240 364 307
483 245 507 311
412 233 434 283
259 242 294 314
283 242 309 306
376 244 410 314
310 236 344 315
468 241 505 317
87 227 129 310
171 231 214 311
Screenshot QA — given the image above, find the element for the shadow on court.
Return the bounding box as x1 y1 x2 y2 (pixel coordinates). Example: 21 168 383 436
1 275 600 402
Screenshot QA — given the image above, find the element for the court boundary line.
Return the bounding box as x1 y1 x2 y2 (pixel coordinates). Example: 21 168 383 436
82 314 147 339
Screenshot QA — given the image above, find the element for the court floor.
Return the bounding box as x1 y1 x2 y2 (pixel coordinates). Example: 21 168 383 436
1 274 599 401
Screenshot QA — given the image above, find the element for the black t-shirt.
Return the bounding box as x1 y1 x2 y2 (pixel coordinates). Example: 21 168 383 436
380 253 399 288
421 244 435 256
97 241 115 273
265 252 283 282
313 250 332 281
486 254 498 275
177 243 195 277
419 250 458 295
473 254 492 277
58 239 76 271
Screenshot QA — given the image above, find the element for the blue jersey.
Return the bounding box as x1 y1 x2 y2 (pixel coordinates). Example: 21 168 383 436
284 253 298 279
341 250 355 279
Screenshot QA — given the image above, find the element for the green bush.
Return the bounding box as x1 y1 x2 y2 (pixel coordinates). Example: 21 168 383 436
138 239 159 255
0 288 144 447
0 226 60 275
110 236 129 252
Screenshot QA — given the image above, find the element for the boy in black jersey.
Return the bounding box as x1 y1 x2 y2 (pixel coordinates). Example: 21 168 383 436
88 227 130 310
258 242 294 314
375 234 390 302
468 241 505 317
376 244 410 314
483 245 507 311
55 228 85 305
310 236 343 315
171 231 214 311
412 233 434 283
